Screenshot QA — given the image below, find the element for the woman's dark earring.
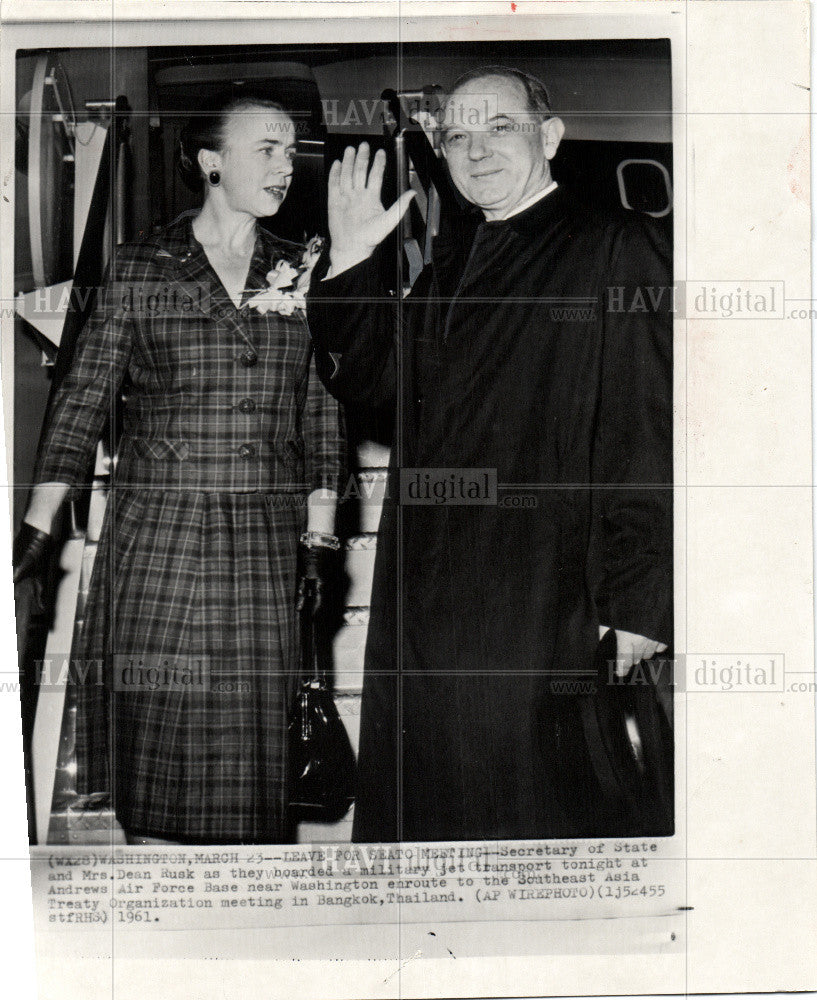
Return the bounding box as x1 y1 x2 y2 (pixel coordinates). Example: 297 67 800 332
208 170 220 186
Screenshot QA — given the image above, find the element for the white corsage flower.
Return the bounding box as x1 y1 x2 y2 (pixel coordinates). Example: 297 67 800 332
247 236 325 316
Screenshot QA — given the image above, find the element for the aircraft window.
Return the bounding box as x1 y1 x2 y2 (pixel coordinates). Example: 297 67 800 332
616 158 673 218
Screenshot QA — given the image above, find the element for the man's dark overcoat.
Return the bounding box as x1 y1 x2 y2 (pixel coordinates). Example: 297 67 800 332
308 186 672 842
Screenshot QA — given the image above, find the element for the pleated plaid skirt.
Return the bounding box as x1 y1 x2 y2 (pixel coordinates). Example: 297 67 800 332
72 485 305 843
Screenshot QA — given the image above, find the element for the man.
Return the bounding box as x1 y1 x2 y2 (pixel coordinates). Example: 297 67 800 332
307 66 672 842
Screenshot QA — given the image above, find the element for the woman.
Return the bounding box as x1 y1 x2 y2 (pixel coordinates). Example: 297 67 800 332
13 92 345 845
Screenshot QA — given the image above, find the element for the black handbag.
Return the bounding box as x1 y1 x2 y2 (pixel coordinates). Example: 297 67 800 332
288 605 355 820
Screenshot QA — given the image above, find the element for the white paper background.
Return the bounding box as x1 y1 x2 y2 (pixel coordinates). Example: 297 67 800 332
0 2 814 998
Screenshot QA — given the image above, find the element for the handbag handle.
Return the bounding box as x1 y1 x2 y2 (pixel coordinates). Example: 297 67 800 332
295 599 328 744
299 591 326 686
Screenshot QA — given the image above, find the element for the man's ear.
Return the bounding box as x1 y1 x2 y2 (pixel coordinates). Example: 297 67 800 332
540 116 565 161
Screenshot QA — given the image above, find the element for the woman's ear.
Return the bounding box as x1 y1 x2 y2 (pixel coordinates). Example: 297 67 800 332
196 147 222 180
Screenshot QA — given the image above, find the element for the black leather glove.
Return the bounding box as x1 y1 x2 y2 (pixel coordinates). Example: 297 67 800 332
296 544 336 616
13 523 54 615
13 523 53 586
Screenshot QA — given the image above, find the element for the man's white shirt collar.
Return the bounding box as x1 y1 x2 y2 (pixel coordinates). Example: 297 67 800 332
490 180 558 221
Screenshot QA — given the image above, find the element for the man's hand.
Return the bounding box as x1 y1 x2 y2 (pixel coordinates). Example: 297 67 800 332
599 625 668 678
327 143 415 275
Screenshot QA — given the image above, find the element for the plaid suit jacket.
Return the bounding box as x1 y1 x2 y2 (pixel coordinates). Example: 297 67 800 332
34 214 345 496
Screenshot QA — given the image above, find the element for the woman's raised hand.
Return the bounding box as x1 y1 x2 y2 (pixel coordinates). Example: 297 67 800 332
327 143 415 275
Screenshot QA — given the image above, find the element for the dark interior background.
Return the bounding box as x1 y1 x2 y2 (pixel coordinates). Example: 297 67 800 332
14 38 672 513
